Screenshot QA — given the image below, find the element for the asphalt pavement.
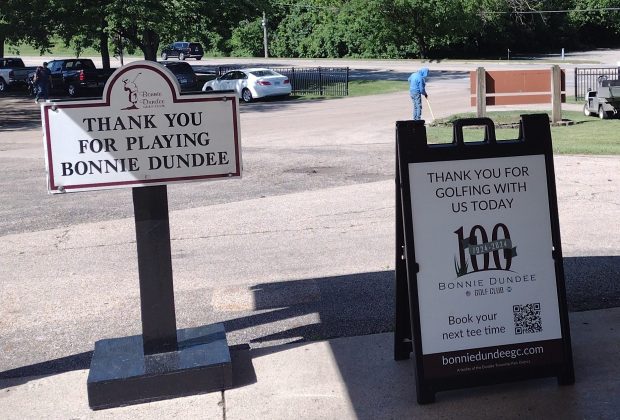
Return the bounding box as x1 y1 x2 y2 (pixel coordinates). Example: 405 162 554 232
1 53 619 418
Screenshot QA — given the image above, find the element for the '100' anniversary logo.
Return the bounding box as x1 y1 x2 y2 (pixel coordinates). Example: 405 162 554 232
443 223 534 297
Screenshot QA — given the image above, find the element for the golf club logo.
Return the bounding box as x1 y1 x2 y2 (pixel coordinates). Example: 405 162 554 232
120 70 166 110
121 72 141 110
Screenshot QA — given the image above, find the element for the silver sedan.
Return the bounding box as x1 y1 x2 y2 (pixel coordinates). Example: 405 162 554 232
202 68 292 102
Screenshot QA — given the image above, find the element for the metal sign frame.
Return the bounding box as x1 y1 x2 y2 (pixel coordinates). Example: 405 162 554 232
394 115 574 403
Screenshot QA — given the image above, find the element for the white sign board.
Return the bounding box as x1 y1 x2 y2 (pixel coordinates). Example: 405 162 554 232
409 155 562 357
41 61 241 193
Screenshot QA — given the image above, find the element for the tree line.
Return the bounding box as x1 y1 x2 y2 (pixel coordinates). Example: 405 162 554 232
1 0 619 64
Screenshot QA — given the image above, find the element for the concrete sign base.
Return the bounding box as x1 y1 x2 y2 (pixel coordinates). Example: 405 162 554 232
87 323 232 410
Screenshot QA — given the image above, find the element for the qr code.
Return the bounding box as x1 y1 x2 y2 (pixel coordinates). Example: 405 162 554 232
513 303 542 334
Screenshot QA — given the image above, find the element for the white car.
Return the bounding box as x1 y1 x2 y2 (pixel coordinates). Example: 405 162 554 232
202 68 291 102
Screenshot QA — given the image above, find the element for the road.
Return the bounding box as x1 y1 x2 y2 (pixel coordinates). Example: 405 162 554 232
0 56 619 378
0 72 471 237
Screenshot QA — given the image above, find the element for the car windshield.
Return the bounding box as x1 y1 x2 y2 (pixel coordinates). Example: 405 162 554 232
250 70 278 77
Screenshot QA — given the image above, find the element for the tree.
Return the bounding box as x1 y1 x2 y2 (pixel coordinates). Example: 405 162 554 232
0 0 54 57
270 0 483 59
270 3 337 58
229 18 264 57
53 0 114 68
105 0 268 59
387 0 481 58
7 0 616 63
569 0 620 47
104 0 168 61
160 0 270 56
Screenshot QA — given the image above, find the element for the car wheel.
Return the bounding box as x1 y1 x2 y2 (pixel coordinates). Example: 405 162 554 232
179 52 186 60
68 84 78 97
161 52 168 60
242 88 253 103
583 103 592 117
196 56 202 61
205 87 213 91
599 106 608 120
0 79 7 93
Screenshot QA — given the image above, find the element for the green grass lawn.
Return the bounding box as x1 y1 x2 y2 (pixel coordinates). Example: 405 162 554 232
348 80 408 96
427 110 620 155
4 39 142 58
6 40 97 57
292 80 407 100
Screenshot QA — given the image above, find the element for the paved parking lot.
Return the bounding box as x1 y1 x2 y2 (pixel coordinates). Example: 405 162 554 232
1 56 619 378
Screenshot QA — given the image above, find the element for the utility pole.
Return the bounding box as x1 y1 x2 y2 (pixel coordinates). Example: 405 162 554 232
262 11 269 58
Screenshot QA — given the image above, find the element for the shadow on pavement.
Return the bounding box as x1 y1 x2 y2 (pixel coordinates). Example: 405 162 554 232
0 345 257 391
221 256 620 347
0 351 93 387
564 255 620 311
1 255 617 398
0 95 42 131
224 271 394 345
226 255 620 414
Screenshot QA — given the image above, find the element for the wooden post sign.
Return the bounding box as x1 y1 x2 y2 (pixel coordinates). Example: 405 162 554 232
40 61 241 409
394 115 574 403
41 60 241 193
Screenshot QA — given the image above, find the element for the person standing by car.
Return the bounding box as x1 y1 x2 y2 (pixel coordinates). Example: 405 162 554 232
34 63 50 103
408 67 429 120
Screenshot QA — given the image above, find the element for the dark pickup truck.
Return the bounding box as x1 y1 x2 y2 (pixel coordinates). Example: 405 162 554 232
0 57 37 92
34 59 116 97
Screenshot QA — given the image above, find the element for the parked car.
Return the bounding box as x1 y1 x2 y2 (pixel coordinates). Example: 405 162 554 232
202 68 291 103
161 42 203 60
0 57 37 93
29 59 116 97
160 61 198 91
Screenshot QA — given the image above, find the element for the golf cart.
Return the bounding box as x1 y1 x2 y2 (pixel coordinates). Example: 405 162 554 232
583 75 620 119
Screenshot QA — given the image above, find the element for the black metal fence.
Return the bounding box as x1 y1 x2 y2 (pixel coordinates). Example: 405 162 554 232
575 67 619 99
217 66 349 96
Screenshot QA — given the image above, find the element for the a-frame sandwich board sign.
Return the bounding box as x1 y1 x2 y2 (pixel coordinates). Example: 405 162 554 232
394 115 574 403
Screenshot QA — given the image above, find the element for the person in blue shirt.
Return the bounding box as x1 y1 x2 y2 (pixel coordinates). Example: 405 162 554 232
408 68 429 120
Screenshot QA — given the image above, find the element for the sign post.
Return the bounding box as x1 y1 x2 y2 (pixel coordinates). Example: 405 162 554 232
133 185 178 355
394 115 574 403
41 61 241 409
